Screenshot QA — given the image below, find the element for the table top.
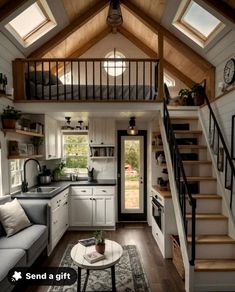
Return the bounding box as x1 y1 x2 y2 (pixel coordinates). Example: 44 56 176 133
70 239 123 270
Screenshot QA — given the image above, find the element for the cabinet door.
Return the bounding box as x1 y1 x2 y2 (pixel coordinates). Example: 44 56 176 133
51 205 61 249
104 119 115 145
70 195 93 226
45 115 57 159
59 198 69 234
93 195 115 226
88 119 106 145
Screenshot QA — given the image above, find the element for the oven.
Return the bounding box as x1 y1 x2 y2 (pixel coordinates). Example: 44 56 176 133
152 194 164 231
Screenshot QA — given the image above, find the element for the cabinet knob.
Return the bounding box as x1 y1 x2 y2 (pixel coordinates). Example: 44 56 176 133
81 190 86 193
102 190 106 193
90 198 92 200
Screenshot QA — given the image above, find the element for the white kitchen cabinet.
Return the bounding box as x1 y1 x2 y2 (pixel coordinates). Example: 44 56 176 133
89 118 115 145
70 186 115 228
45 115 61 160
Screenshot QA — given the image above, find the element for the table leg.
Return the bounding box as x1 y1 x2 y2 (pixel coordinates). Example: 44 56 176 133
111 266 116 292
77 267 81 292
83 270 90 292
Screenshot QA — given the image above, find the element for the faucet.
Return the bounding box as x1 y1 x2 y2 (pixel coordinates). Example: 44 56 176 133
21 159 42 192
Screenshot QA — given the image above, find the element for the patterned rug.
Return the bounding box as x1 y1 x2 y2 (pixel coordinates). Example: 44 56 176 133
48 244 150 292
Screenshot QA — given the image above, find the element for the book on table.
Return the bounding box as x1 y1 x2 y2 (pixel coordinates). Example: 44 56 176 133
83 251 105 263
78 237 96 247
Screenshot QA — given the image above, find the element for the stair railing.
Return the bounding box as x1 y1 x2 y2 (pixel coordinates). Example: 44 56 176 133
163 98 197 266
204 94 235 210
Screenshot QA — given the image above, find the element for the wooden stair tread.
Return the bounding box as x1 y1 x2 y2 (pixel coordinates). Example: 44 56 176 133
188 235 235 244
170 116 198 120
183 176 216 181
186 213 227 220
174 130 202 134
195 259 235 271
192 194 221 199
183 160 211 164
178 145 207 149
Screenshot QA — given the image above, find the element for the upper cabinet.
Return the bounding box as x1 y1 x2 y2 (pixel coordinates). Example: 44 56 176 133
44 115 61 160
89 118 115 146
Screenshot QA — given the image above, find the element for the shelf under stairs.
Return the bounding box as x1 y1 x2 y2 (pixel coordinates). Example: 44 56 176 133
169 113 235 291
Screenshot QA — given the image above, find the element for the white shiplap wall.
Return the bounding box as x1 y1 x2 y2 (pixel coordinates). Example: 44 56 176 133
0 32 24 89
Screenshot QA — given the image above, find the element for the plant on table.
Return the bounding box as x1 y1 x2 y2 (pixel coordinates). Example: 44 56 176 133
94 230 105 254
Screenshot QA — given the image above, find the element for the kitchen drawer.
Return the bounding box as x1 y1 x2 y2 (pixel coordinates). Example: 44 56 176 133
51 189 68 210
93 186 115 195
71 187 93 195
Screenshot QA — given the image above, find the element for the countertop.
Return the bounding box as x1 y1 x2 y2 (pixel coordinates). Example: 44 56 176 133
12 179 116 200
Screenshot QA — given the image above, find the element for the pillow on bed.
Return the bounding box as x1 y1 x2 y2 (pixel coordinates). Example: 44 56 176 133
0 198 31 237
27 71 62 85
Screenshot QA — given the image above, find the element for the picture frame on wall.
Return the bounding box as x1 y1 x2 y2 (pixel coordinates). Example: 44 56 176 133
232 115 235 160
19 144 27 156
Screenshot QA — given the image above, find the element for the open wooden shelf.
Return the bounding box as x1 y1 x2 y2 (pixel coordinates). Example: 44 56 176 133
2 129 44 137
8 154 43 160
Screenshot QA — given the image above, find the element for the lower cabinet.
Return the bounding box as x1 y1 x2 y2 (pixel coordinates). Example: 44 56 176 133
70 186 115 227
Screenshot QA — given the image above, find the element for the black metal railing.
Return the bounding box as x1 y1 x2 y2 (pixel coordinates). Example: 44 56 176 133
205 94 235 210
163 98 197 266
13 58 159 101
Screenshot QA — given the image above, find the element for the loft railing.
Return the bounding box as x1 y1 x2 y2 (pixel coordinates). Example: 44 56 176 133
13 58 159 101
204 94 235 210
163 98 197 266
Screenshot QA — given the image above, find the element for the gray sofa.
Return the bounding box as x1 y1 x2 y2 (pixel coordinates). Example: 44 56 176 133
0 195 49 292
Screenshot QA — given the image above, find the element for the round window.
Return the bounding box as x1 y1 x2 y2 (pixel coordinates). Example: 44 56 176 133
104 51 126 77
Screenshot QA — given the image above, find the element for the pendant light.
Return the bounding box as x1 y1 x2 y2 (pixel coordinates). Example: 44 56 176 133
127 117 138 135
106 0 123 33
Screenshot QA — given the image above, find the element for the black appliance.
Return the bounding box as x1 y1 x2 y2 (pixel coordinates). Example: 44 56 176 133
152 195 164 231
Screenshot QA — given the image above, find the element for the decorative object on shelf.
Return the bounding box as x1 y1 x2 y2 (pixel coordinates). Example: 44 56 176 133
155 151 165 165
1 106 21 129
19 144 27 156
156 135 163 146
127 116 138 135
90 146 115 158
31 136 44 155
20 118 31 131
27 144 34 156
191 83 205 106
61 117 74 130
232 115 235 160
30 122 43 134
106 0 123 33
178 88 194 106
224 58 235 85
76 120 84 130
94 230 105 254
8 141 19 156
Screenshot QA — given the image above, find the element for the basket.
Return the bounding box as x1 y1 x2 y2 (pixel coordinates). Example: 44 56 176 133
171 235 185 280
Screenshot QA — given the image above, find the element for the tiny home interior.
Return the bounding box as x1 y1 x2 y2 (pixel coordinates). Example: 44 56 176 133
0 0 235 291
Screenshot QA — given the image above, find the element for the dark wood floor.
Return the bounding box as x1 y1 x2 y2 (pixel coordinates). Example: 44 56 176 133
15 223 185 292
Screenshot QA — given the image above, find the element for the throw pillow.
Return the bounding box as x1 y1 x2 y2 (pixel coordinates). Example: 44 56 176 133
0 198 31 237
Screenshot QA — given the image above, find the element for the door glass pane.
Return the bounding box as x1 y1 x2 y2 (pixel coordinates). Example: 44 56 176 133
124 140 140 209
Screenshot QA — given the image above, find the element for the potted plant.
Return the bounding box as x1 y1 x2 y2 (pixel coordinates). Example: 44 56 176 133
94 230 105 254
31 137 44 155
191 84 205 106
178 89 194 106
52 161 65 181
1 106 21 129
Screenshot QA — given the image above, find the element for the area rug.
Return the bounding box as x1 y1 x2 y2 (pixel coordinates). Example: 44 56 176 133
48 244 150 292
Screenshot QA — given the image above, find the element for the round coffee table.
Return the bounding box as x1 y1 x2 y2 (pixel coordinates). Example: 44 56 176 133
71 239 123 292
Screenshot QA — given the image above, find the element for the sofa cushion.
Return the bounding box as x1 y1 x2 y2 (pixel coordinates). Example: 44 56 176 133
0 198 31 237
0 196 11 237
0 248 26 292
0 225 48 266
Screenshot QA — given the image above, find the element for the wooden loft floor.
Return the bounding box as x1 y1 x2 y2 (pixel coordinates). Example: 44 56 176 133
16 223 185 292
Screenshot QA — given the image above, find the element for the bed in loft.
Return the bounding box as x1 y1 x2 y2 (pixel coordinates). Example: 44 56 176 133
13 58 159 101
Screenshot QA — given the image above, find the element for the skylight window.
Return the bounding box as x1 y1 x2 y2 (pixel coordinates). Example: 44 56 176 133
173 0 225 47
5 0 56 47
104 50 126 77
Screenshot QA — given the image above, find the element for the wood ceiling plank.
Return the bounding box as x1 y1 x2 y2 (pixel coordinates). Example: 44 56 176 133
119 27 195 88
121 0 214 71
28 0 109 58
0 0 28 22
202 0 235 24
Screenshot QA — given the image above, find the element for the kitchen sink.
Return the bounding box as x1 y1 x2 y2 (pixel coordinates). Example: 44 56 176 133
26 186 59 194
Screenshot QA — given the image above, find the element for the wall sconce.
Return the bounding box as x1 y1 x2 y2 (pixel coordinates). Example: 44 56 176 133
127 117 138 135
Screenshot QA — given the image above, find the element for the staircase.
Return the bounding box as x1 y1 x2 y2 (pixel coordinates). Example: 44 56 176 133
169 113 235 291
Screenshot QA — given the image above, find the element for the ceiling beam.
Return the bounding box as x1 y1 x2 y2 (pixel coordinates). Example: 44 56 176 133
201 0 235 24
121 0 214 72
119 27 195 88
28 0 109 58
0 0 28 22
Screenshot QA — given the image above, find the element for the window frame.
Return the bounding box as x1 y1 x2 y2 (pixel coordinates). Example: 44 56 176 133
103 50 127 77
62 132 89 176
173 0 225 48
9 159 24 194
5 0 57 48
